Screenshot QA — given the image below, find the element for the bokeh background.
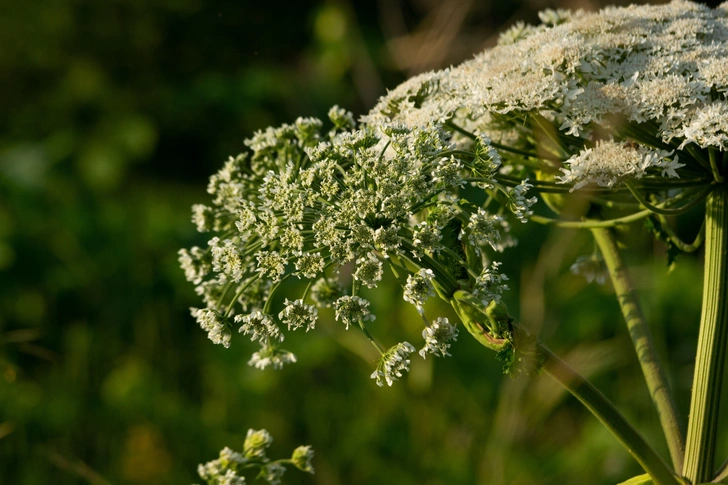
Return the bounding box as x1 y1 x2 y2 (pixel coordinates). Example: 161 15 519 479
1 0 723 484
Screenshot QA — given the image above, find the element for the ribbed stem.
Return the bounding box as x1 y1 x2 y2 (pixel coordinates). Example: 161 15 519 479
592 227 686 470
683 186 728 484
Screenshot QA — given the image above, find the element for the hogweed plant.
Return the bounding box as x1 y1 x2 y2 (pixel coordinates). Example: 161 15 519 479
183 2 728 484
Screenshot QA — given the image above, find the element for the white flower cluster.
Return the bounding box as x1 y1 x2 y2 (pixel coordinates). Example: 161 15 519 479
191 308 231 348
403 268 435 314
472 262 510 306
463 209 514 255
371 342 416 387
291 445 315 474
183 1 726 383
558 140 684 190
507 180 537 222
248 346 297 371
420 318 459 358
333 295 375 329
278 299 317 332
570 254 607 285
181 107 513 374
236 311 283 344
365 1 728 187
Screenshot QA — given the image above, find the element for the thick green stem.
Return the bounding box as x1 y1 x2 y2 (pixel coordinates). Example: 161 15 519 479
683 187 728 484
592 227 686 470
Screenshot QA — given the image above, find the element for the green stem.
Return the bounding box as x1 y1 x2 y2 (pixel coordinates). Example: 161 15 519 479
592 227 686 470
625 182 712 216
683 187 728 484
715 458 728 484
656 215 705 253
709 149 724 183
530 210 652 228
541 346 684 485
452 294 684 485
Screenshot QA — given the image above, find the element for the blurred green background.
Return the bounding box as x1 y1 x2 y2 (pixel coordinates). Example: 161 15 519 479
1 0 719 484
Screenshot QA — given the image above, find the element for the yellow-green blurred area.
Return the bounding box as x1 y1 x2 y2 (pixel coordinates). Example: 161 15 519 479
0 0 719 484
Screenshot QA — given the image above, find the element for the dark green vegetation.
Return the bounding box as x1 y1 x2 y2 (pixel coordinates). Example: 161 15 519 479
0 1 718 484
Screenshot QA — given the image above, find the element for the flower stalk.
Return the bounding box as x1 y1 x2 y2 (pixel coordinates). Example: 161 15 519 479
591 226 685 470
451 292 685 485
683 186 728 484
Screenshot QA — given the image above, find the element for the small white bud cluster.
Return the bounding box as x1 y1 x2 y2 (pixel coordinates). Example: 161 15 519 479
278 299 317 332
403 269 436 314
248 346 297 370
371 342 416 387
191 308 231 348
420 317 459 358
507 180 537 222
353 252 384 289
236 311 283 343
334 296 376 329
197 430 314 485
472 262 510 306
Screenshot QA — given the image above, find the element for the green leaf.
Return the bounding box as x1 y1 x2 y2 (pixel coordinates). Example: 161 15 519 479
616 474 653 485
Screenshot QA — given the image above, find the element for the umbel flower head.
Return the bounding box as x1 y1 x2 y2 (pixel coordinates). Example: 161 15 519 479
181 1 728 384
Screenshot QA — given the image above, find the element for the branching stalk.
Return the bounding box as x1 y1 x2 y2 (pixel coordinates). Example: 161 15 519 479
530 210 652 228
592 227 686 470
683 187 728 484
656 215 705 253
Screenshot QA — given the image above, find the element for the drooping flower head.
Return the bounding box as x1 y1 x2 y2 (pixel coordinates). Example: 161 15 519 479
182 2 727 383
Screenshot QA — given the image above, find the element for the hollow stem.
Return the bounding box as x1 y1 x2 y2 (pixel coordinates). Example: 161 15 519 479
592 227 685 470
683 186 728 484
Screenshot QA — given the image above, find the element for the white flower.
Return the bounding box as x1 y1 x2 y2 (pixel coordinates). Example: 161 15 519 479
310 277 345 308
472 262 510 306
236 311 283 343
191 308 232 348
353 252 384 289
291 445 315 473
243 429 273 461
294 252 325 279
333 296 375 329
570 254 607 285
507 179 537 222
247 345 297 370
420 318 459 358
278 299 317 332
403 269 435 314
463 209 511 254
371 342 416 387
557 140 684 190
